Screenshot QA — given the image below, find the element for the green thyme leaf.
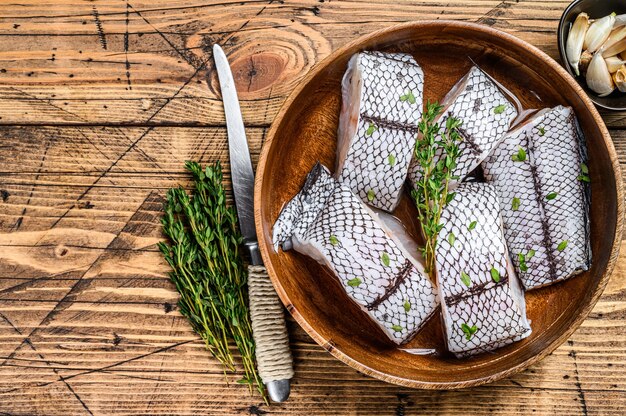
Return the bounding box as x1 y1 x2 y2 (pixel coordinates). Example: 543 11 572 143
329 235 339 246
539 126 546 136
381 252 391 267
391 324 403 332
493 104 507 114
446 192 456 203
366 122 377 137
403 301 411 312
448 232 456 245
511 147 527 162
388 154 397 166
557 240 568 251
460 271 471 287
577 174 591 183
546 192 558 200
518 252 529 272
490 267 501 283
367 189 375 202
581 163 589 174
461 323 478 340
400 91 416 104
468 220 477 231
347 277 362 287
446 117 462 130
527 249 536 260
512 197 521 211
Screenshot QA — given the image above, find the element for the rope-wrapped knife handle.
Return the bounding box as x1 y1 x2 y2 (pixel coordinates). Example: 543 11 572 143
248 265 294 385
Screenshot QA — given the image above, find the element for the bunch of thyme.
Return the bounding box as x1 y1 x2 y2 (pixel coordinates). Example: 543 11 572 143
158 161 266 403
411 102 462 274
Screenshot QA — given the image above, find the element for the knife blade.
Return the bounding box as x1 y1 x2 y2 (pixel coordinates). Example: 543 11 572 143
213 44 294 403
212 45 260 263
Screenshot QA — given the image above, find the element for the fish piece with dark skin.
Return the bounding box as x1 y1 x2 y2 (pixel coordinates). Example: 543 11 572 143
337 51 424 212
482 106 591 290
273 163 439 344
407 66 518 190
435 182 531 357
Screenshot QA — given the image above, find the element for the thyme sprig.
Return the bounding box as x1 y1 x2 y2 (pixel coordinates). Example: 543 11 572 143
158 161 267 403
411 102 462 274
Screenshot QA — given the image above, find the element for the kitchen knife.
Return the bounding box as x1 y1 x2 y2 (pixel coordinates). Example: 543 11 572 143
212 44 294 403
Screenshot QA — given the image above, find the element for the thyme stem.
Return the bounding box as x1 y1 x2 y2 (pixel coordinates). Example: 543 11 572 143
158 161 267 403
411 101 462 276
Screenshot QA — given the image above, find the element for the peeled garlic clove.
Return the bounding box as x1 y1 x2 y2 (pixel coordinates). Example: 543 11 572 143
567 12 590 76
605 56 626 73
613 65 626 92
601 38 626 57
615 14 626 28
579 50 594 75
587 50 615 96
584 12 616 53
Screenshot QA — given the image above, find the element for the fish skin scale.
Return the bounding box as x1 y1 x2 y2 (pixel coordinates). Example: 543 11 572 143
447 285 531 356
482 106 591 290
273 164 438 344
272 163 337 252
338 51 423 212
344 120 415 210
408 66 517 189
359 52 422 126
435 183 531 357
481 133 553 282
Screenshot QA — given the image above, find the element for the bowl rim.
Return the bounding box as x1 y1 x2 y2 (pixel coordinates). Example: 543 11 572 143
254 19 624 389
557 0 626 111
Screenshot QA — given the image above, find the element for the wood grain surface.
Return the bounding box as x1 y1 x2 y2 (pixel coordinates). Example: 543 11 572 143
0 0 624 415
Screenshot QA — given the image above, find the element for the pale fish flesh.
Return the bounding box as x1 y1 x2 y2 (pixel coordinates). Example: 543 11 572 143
482 106 591 290
407 66 518 189
337 51 423 212
273 163 439 344
435 182 531 357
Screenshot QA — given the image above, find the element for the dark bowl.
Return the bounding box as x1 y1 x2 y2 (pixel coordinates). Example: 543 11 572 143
558 0 626 110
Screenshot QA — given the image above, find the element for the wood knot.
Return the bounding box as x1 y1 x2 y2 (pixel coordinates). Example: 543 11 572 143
230 53 285 94
54 245 69 258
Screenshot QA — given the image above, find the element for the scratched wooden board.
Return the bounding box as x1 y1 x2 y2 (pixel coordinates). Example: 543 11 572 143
0 0 624 415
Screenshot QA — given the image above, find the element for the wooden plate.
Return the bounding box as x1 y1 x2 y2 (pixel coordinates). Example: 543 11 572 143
254 21 624 389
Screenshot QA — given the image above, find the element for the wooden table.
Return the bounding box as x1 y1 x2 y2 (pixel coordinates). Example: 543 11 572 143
0 1 624 414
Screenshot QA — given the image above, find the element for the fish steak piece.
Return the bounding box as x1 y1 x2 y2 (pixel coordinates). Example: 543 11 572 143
273 163 439 344
435 183 531 357
482 106 591 290
336 51 424 212
407 66 518 189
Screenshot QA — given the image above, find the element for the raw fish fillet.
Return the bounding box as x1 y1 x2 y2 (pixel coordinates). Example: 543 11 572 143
273 163 438 344
482 106 591 290
336 51 424 212
435 182 531 357
407 66 518 189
